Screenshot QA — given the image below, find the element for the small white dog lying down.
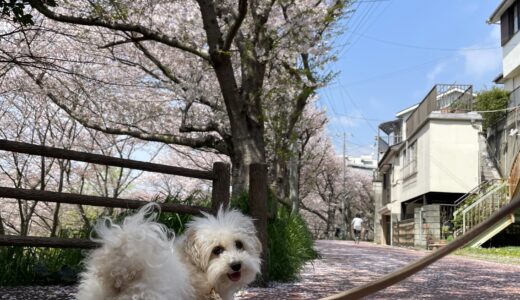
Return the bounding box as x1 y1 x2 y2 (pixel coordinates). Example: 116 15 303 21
76 204 261 300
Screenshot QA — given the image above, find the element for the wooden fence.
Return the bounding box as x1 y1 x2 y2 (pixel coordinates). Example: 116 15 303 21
392 219 415 247
0 139 230 249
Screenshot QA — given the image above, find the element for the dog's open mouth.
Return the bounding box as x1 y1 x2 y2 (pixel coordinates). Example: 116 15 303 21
227 271 241 282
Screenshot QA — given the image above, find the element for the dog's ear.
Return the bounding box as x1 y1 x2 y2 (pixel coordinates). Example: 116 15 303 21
241 215 262 255
183 228 208 270
249 233 263 256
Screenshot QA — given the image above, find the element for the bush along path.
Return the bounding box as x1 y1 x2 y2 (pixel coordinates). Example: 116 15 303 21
2 240 520 299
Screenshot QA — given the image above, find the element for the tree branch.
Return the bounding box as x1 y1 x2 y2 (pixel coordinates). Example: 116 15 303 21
28 1 210 61
99 36 150 49
16 65 229 154
300 201 327 223
223 0 247 51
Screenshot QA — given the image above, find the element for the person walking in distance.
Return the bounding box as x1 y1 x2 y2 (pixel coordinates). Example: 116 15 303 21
351 213 363 244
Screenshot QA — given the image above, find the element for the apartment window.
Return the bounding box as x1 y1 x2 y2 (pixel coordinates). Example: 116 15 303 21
501 1 520 45
403 141 417 179
513 3 518 33
409 141 417 174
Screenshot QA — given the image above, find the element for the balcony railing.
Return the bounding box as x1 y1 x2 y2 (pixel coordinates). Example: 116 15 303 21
406 84 473 139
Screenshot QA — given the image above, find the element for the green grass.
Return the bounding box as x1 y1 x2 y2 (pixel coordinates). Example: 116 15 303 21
454 247 520 265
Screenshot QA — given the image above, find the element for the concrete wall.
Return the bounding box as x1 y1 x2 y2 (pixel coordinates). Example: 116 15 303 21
428 118 480 193
504 77 520 94
373 181 384 244
399 115 480 201
414 205 441 248
390 155 402 218
487 113 520 177
401 123 430 202
503 30 520 80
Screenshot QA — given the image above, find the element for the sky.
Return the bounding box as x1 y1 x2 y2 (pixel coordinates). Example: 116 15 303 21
319 0 504 158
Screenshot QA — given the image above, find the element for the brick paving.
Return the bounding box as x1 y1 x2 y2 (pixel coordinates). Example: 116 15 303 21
236 240 520 299
1 240 519 299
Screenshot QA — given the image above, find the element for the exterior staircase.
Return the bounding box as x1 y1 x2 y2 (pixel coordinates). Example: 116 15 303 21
453 181 515 247
479 133 501 181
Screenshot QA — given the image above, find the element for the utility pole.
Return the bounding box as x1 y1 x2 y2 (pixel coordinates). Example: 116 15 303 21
341 132 348 239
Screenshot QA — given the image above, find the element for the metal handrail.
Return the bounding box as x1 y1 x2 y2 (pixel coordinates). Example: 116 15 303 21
453 179 499 210
462 182 509 234
461 182 508 214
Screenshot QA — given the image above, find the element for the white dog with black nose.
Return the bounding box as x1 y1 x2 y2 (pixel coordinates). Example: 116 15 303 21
76 204 262 300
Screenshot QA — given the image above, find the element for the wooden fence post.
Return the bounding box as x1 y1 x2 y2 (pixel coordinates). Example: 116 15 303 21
211 162 230 214
249 163 268 285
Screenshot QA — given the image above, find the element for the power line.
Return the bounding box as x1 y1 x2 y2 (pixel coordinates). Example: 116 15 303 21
332 113 384 122
336 82 379 133
350 32 501 52
340 0 392 56
335 54 455 87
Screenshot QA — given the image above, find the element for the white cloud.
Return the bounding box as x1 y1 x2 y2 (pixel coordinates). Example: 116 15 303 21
490 25 501 43
459 27 502 79
330 110 367 128
427 61 448 83
332 115 360 128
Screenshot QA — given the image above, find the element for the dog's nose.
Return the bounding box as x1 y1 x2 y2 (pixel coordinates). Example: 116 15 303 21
230 262 242 272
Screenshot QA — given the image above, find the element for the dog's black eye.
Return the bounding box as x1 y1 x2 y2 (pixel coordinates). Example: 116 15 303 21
235 240 243 250
212 246 224 255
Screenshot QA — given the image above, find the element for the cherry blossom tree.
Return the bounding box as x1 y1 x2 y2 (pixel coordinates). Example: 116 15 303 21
0 0 350 199
0 92 149 236
294 117 374 240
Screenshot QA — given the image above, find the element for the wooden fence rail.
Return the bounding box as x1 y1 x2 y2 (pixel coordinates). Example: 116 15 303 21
0 139 230 248
0 139 214 180
0 187 208 215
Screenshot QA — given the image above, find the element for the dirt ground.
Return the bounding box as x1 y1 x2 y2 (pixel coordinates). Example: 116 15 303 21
1 240 520 299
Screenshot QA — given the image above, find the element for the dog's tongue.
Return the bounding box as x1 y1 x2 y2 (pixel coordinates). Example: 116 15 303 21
228 272 241 282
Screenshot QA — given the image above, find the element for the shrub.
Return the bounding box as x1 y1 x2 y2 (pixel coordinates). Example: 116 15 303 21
267 208 319 281
232 191 319 282
0 228 87 286
474 87 509 133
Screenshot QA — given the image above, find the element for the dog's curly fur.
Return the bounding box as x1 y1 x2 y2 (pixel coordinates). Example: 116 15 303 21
76 204 262 300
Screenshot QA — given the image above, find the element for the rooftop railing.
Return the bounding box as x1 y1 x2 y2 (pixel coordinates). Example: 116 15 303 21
406 84 473 139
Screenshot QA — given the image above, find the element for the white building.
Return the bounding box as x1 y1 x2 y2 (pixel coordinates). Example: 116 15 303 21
373 84 489 246
489 0 520 107
487 1 520 177
346 154 376 176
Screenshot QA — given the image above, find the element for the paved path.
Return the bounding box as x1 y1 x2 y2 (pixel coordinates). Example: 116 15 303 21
1 240 519 299
237 240 520 299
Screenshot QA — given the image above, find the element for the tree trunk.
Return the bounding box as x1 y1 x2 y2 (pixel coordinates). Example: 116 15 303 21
0 213 4 235
229 120 266 199
326 204 336 239
51 165 65 237
341 198 347 239
289 140 299 214
346 202 353 239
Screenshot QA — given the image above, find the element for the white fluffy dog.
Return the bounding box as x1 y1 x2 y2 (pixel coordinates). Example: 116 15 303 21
76 204 262 300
